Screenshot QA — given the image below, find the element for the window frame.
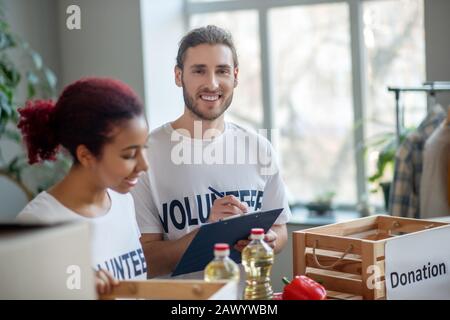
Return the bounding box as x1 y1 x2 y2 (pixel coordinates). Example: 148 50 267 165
184 0 421 209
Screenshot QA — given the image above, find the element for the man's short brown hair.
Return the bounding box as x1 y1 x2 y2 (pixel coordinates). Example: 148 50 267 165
176 25 239 69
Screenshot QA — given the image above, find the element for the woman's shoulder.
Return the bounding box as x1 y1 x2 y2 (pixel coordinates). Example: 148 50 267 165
15 191 76 224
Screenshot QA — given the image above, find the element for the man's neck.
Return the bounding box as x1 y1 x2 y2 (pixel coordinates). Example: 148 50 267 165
171 110 225 140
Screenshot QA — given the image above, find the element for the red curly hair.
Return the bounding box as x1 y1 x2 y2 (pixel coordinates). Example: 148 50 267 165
18 77 145 165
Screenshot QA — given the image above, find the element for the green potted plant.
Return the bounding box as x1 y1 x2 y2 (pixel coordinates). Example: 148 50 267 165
365 129 413 211
0 6 70 200
305 191 336 215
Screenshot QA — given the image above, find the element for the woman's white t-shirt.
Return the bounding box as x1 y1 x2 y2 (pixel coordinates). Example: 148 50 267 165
16 189 147 280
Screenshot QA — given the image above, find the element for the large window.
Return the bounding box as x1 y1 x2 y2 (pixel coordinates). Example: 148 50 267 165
186 0 425 210
363 0 425 206
270 3 355 204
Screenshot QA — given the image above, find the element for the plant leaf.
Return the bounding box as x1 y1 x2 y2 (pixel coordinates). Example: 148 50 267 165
0 116 6 134
0 58 21 87
26 71 39 99
43 67 57 92
0 89 11 116
0 83 13 104
4 128 21 143
30 50 43 70
0 16 16 51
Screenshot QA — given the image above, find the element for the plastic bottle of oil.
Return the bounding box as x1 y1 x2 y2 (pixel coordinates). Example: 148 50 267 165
242 228 274 300
204 243 240 282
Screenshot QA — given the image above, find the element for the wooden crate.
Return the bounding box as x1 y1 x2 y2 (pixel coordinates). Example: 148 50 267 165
292 215 449 300
99 279 238 300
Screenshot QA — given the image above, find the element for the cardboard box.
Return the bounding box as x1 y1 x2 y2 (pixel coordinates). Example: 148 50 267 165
0 222 96 299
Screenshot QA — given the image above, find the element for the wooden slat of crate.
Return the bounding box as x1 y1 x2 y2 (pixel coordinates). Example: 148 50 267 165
293 231 306 275
347 229 391 240
326 290 362 300
361 240 378 299
375 259 385 279
306 268 363 296
373 241 385 261
307 267 362 280
293 232 364 275
305 247 362 260
305 233 362 255
373 280 386 300
301 216 379 236
305 251 362 275
377 216 447 234
327 286 385 300
99 279 234 300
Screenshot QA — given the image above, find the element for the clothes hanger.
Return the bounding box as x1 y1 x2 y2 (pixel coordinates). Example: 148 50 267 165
447 104 450 125
447 105 450 207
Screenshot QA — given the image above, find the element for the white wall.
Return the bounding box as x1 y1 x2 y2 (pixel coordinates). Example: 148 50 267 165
56 0 186 128
140 0 185 129
425 0 450 107
4 0 61 77
57 0 145 102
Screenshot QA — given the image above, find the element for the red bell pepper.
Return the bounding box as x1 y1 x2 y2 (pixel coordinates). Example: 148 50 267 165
282 276 327 300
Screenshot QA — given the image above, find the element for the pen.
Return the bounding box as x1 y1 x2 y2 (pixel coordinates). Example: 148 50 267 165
208 186 246 221
208 186 225 198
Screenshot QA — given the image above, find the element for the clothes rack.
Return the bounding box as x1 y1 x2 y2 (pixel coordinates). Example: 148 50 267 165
387 81 450 145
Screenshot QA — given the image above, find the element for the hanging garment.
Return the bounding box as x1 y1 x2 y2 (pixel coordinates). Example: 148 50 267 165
420 122 450 218
389 104 445 218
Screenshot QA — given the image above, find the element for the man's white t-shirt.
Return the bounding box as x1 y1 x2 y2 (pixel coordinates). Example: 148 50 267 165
16 189 147 280
131 122 291 241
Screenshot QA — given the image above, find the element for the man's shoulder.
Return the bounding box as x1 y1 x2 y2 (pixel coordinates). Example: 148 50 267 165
226 122 255 135
226 122 272 145
149 123 172 141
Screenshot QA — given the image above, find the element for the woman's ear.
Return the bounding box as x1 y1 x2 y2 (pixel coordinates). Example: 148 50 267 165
76 145 96 167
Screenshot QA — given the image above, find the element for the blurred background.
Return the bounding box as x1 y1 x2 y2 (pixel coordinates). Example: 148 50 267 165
1 0 449 219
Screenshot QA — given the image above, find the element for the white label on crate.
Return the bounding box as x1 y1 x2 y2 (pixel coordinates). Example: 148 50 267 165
385 225 450 300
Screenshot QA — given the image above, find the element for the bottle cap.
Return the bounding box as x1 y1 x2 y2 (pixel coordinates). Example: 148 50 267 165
214 243 230 251
214 243 230 257
250 228 265 240
251 228 264 235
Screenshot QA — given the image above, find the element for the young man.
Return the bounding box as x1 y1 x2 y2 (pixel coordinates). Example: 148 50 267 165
132 25 291 277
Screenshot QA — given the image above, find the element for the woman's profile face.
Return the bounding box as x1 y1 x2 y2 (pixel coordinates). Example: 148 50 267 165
92 116 149 194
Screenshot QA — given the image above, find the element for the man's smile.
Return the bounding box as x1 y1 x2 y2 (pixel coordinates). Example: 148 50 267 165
200 94 220 101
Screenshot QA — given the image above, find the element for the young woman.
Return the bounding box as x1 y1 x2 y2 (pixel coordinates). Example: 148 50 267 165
16 77 149 295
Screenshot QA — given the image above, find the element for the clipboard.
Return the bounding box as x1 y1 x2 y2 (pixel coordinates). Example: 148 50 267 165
171 208 283 277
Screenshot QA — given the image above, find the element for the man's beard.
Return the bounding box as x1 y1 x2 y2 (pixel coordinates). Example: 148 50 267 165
182 84 233 121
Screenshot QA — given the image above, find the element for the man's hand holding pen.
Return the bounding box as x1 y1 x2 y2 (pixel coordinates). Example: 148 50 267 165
207 186 249 223
208 194 249 223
